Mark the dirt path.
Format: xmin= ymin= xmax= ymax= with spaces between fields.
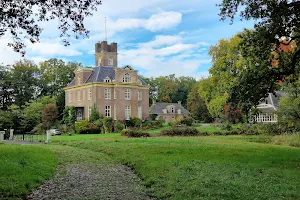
xmin=27 ymin=145 xmax=153 ymax=200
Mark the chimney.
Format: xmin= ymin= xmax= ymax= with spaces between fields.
xmin=178 ymin=101 xmax=181 ymax=106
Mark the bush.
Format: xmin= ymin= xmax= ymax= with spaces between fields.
xmin=89 ymin=104 xmax=100 ymax=122
xmin=143 ymin=120 xmax=164 ymax=129
xmin=74 ymin=120 xmax=100 ymax=134
xmin=181 ymin=117 xmax=194 ymax=126
xmin=114 ymin=120 xmax=125 ymax=133
xmin=124 ymin=117 xmax=142 ymax=128
xmin=103 ymin=117 xmax=113 ymax=133
xmin=121 ymin=129 xmax=150 ymax=137
xmin=271 ymin=133 xmax=300 ymax=147
xmin=75 ymin=120 xmax=89 ymax=134
xmin=160 ymin=127 xmax=200 ymax=136
xmin=220 ymin=123 xmax=232 ymax=131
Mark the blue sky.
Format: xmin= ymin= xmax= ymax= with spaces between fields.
xmin=0 ymin=0 xmax=253 ymax=79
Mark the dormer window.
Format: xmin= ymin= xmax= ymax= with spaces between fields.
xmin=265 ymin=100 xmax=268 ymax=104
xmin=108 ymin=57 xmax=113 ymax=66
xmin=104 ymin=76 xmax=111 ymax=83
xmin=171 ymin=107 xmax=175 ymax=113
xmin=123 ymin=73 xmax=131 ymax=83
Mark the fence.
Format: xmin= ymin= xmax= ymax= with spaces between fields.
xmin=12 ymin=130 xmax=46 ymax=142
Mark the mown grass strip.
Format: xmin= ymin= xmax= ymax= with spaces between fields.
xmin=0 ymin=144 xmax=57 ymax=199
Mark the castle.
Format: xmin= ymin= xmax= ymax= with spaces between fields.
xmin=64 ymin=41 xmax=149 ymax=121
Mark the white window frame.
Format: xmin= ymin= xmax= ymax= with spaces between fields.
xmin=138 ymin=106 xmax=142 ymax=119
xmin=105 ymin=105 xmax=111 ymax=117
xmin=78 ymin=76 xmax=82 ymax=85
xmin=125 ymin=106 xmax=131 ymax=120
xmin=69 ymin=92 xmax=72 ymax=103
xmin=123 ymin=73 xmax=131 ymax=83
xmin=88 ymin=106 xmax=92 ymax=118
xmin=88 ymin=88 xmax=92 ymax=100
xmin=114 ymin=105 xmax=117 ymax=120
xmin=125 ymin=89 xmax=131 ymax=100
xmin=77 ymin=91 xmax=81 ymax=101
xmin=138 ymin=90 xmax=142 ymax=101
xmin=114 ymin=88 xmax=117 ymax=99
xmin=105 ymin=88 xmax=111 ymax=99
xmin=108 ymin=57 xmax=113 ymax=66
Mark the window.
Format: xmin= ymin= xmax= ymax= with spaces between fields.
xmin=138 ymin=90 xmax=142 ymax=101
xmin=105 ymin=88 xmax=111 ymax=99
xmin=114 ymin=105 xmax=117 ymax=120
xmin=88 ymin=88 xmax=92 ymax=100
xmin=125 ymin=106 xmax=131 ymax=120
xmin=69 ymin=92 xmax=72 ymax=103
xmin=114 ymin=88 xmax=116 ymax=99
xmin=171 ymin=107 xmax=175 ymax=113
xmin=105 ymin=105 xmax=111 ymax=117
xmin=78 ymin=76 xmax=82 ymax=85
xmin=123 ymin=73 xmax=131 ymax=83
xmin=125 ymin=89 xmax=131 ymax=100
xmin=88 ymin=106 xmax=92 ymax=118
xmin=108 ymin=57 xmax=113 ymax=66
xmin=138 ymin=106 xmax=142 ymax=119
xmin=104 ymin=76 xmax=110 ymax=82
xmin=77 ymin=91 xmax=81 ymax=101
xmin=97 ymin=57 xmax=101 ymax=66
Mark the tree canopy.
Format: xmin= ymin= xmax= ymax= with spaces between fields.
xmin=219 ymin=0 xmax=300 ymax=81
xmin=1 ymin=0 xmax=102 ymax=54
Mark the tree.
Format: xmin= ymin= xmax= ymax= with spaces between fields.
xmin=42 ymin=104 xmax=58 ymax=130
xmin=9 ymin=60 xmax=40 ymax=107
xmin=187 ymin=85 xmax=212 ymax=122
xmin=218 ymin=0 xmax=300 ymax=89
xmin=22 ymin=96 xmax=56 ymax=131
xmin=198 ymin=34 xmax=245 ymax=118
xmin=89 ymin=104 xmax=100 ymax=122
xmin=39 ymin=59 xmax=82 ymax=118
xmin=62 ymin=106 xmax=76 ymax=131
xmin=0 ymin=64 xmax=13 ymax=110
xmin=143 ymin=74 xmax=197 ymax=107
xmin=1 ymin=0 xmax=102 ymax=54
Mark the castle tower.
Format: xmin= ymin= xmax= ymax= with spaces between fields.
xmin=95 ymin=41 xmax=118 ymax=67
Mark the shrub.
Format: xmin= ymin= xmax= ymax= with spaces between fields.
xmin=160 ymin=127 xmax=200 ymax=136
xmin=121 ymin=129 xmax=150 ymax=138
xmin=124 ymin=117 xmax=142 ymax=128
xmin=271 ymin=133 xmax=300 ymax=147
xmin=181 ymin=117 xmax=194 ymax=126
xmin=114 ymin=120 xmax=125 ymax=133
xmin=220 ymin=123 xmax=232 ymax=131
xmin=89 ymin=104 xmax=100 ymax=122
xmin=75 ymin=120 xmax=89 ymax=134
xmin=95 ymin=119 xmax=103 ymax=129
xmin=74 ymin=121 xmax=101 ymax=134
xmin=103 ymin=117 xmax=113 ymax=133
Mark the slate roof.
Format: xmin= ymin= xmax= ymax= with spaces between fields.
xmin=149 ymin=102 xmax=189 ymax=115
xmin=258 ymin=91 xmax=286 ymax=108
xmin=66 ymin=66 xmax=148 ymax=87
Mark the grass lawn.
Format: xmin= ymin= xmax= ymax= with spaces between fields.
xmin=54 ymin=135 xmax=300 ymax=200
xmin=0 ymin=144 xmax=57 ymax=199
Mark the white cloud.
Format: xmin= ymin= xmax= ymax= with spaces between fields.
xmin=139 ymin=35 xmax=182 ymax=48
xmin=144 ymin=12 xmax=182 ymax=31
xmin=0 ymin=36 xmax=23 ymax=65
xmin=118 ymin=34 xmax=211 ymax=78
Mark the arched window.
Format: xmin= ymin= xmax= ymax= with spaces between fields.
xmin=123 ymin=73 xmax=131 ymax=83
xmin=108 ymin=57 xmax=113 ymax=66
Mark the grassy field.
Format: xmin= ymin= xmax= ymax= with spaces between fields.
xmin=0 ymin=144 xmax=57 ymax=199
xmin=54 ymin=135 xmax=300 ymax=200
xmin=2 ymin=128 xmax=300 ymax=200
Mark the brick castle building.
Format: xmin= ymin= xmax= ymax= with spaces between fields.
xmin=64 ymin=41 xmax=149 ymax=121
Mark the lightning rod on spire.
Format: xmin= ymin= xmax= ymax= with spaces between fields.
xmin=104 ymin=17 xmax=108 ymax=42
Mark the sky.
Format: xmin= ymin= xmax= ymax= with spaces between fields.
xmin=0 ymin=0 xmax=253 ymax=79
